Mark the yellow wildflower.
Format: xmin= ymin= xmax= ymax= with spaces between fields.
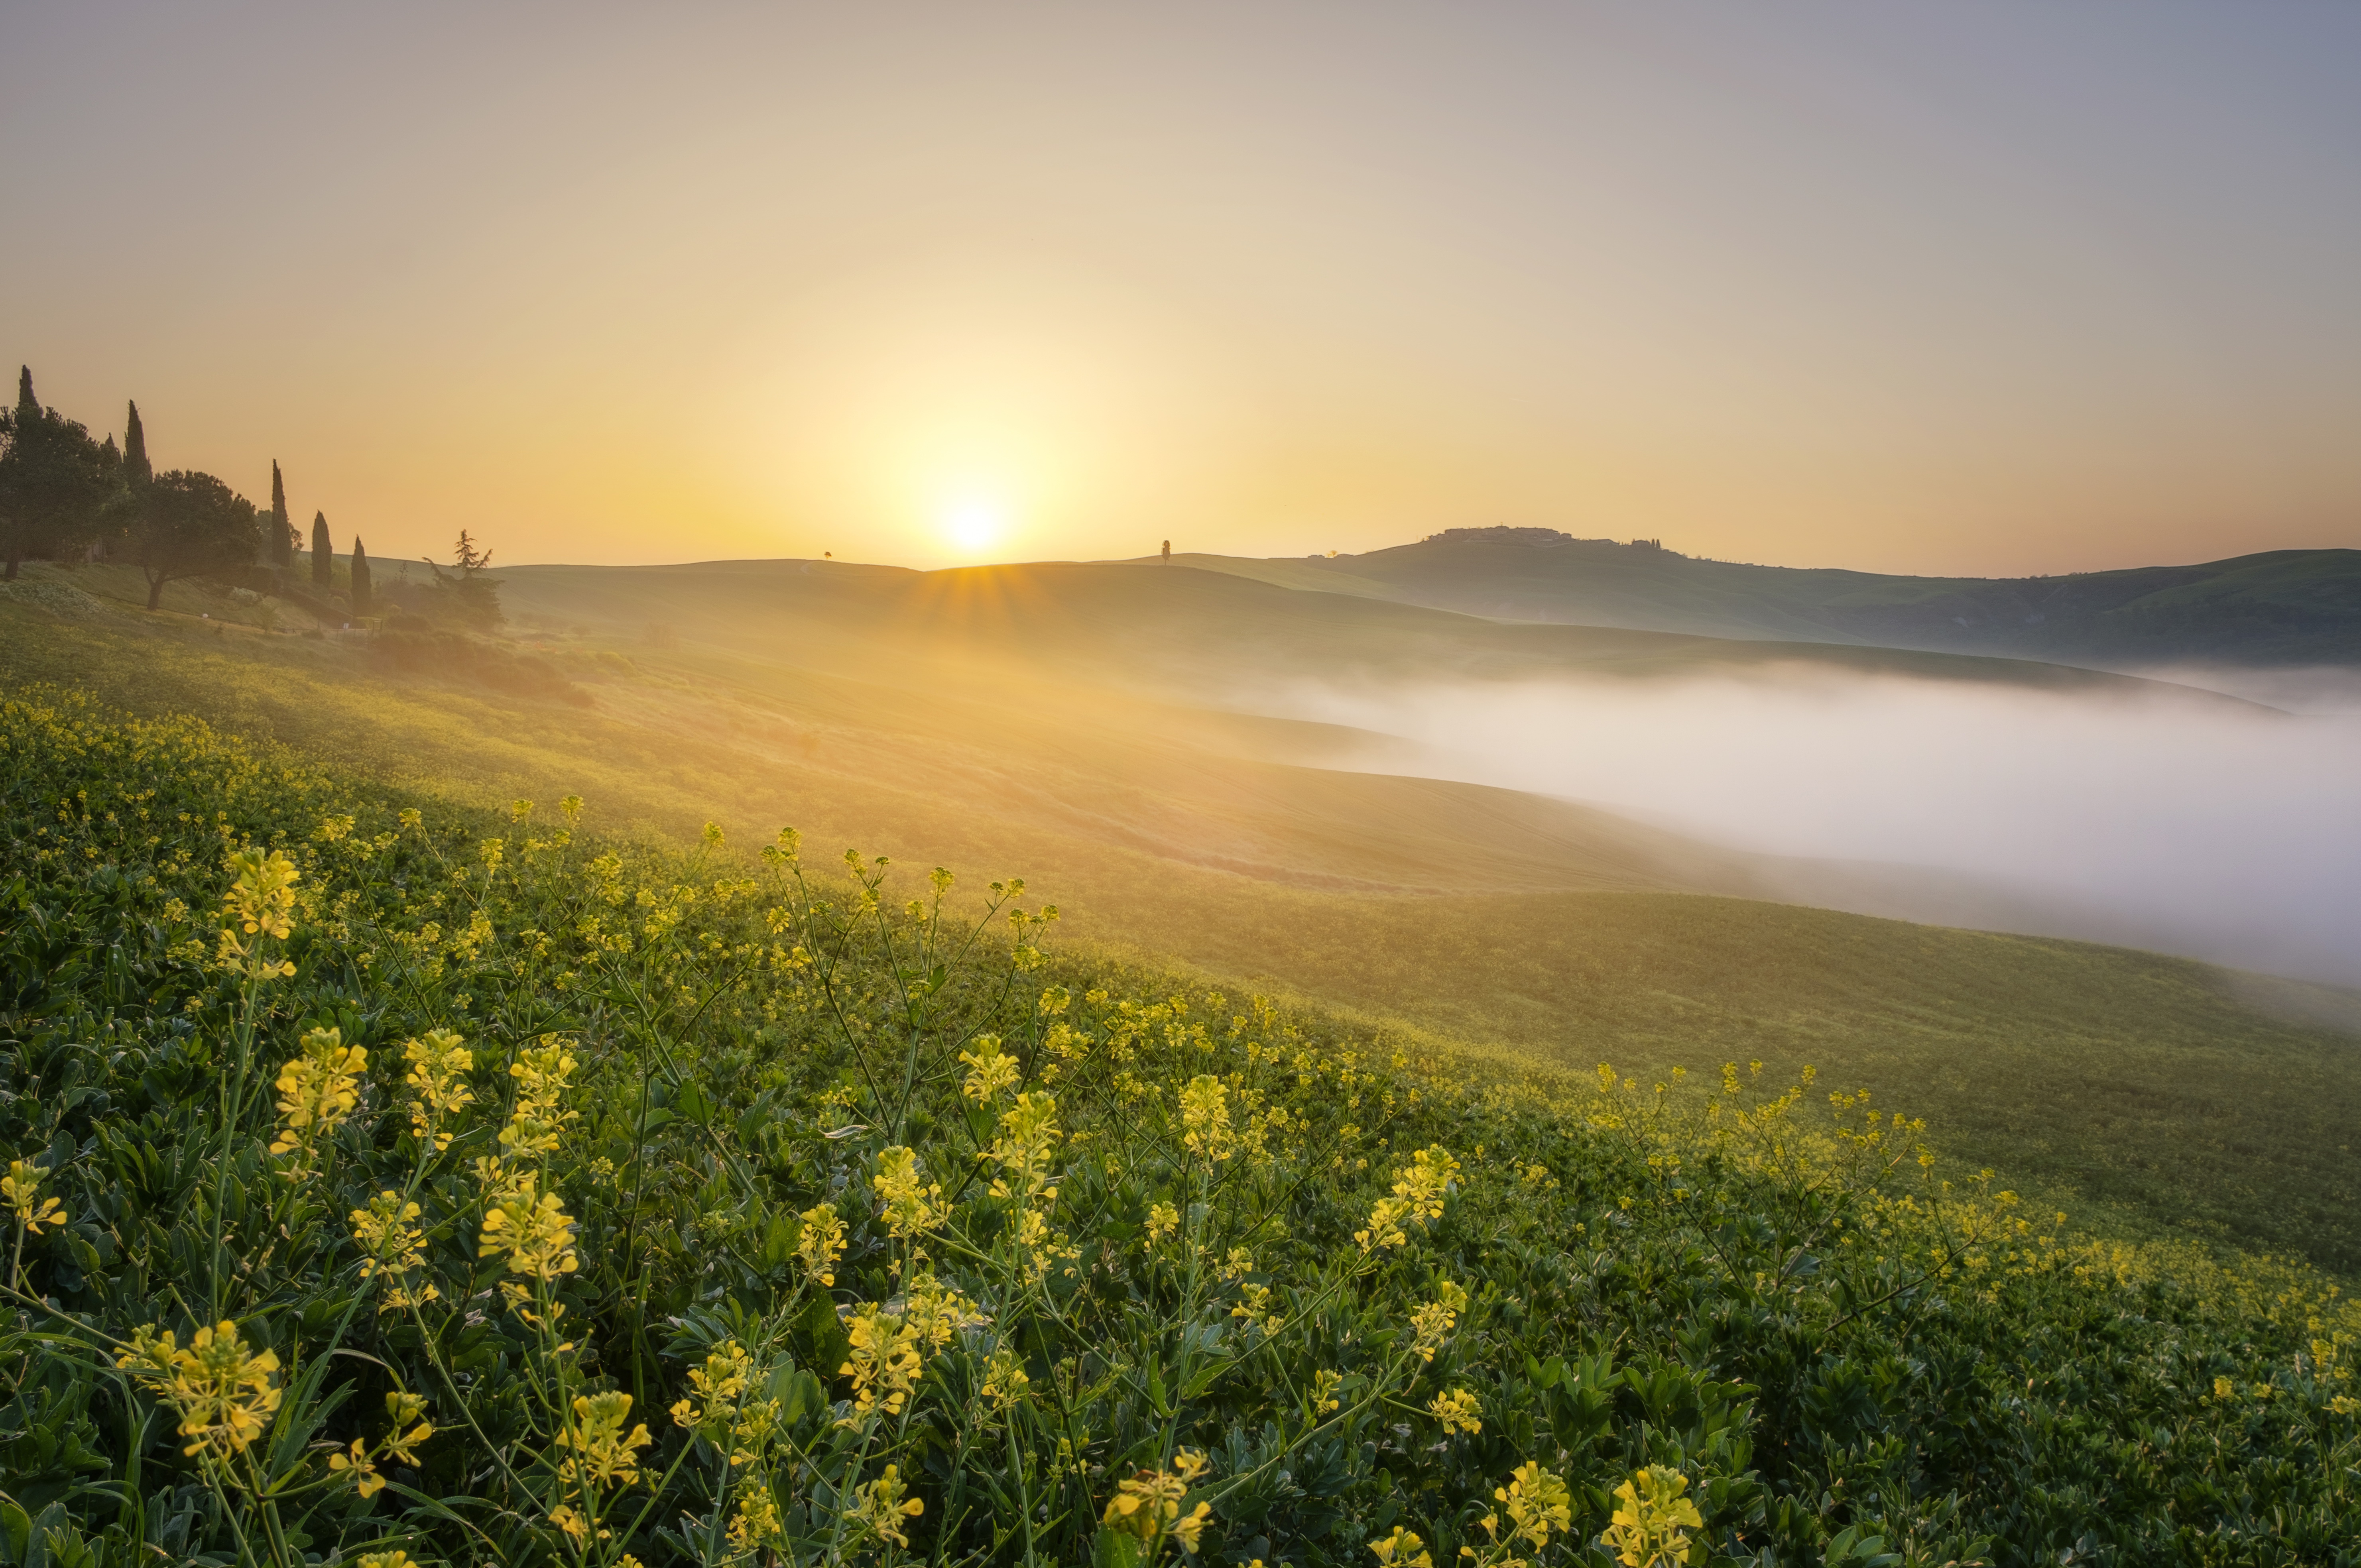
xmin=959 ymin=1034 xmax=1021 ymax=1103
xmin=1409 ymin=1280 xmax=1468 ymax=1364
xmin=2 ymin=1159 xmax=65 ymax=1234
xmin=670 ymin=1340 xmax=755 ymax=1430
xmin=117 ymin=1320 xmax=282 ymax=1461
xmin=217 ymin=847 xmax=299 ymax=975
xmin=1178 ymin=1076 xmax=1235 ymax=1163
xmin=1145 ymin=1201 xmax=1180 ymax=1249
xmin=401 ymin=1028 xmax=474 ymax=1151
xmin=981 ymin=1345 xmax=1031 ymax=1410
xmin=873 ymin=1146 xmax=941 ymax=1241
xmin=840 ymin=1303 xmax=923 ymax=1419
xmin=1429 ymin=1387 xmax=1482 ymax=1435
xmin=478 ymin=1172 xmax=580 ymax=1285
xmin=358 ymin=1554 xmax=415 ymax=1568
xmin=728 ymin=1485 xmax=784 ymax=1549
xmin=849 ymin=1464 xmax=925 ymax=1549
xmin=500 ymin=1039 xmax=580 ymax=1157
xmin=327 ymin=1438 xmax=384 ymax=1497
xmin=988 ymin=1092 xmax=1061 ymax=1205
xmin=797 ymin=1202 xmax=846 ymax=1284
xmin=1369 ymin=1526 xmax=1433 ymax=1567
xmin=1602 ymin=1466 xmax=1702 ymax=1568
xmin=1104 ymin=1450 xmax=1213 ymax=1552
xmin=268 ymin=1026 xmax=367 ymax=1161
xmin=555 ymin=1391 xmax=653 ymax=1489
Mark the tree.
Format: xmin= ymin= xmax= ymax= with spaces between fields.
xmin=425 ymin=529 xmax=503 ymax=629
xmin=126 ymin=470 xmax=261 ymax=611
xmin=269 ymin=461 xmax=292 ymax=568
xmin=350 ymin=535 xmax=372 ymax=617
xmin=0 ymin=367 xmax=122 ymax=579
xmin=311 ymin=510 xmax=332 ymax=589
xmin=123 ymin=402 xmax=152 ymax=491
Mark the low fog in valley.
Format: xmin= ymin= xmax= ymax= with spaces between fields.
xmin=1271 ymin=668 xmax=2361 ymax=986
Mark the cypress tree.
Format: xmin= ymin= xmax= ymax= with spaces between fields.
xmin=270 ymin=461 xmax=292 ymax=566
xmin=350 ymin=536 xmax=372 ymax=617
xmin=14 ymin=366 xmax=35 ymax=418
xmin=311 ymin=510 xmax=332 ymax=589
xmin=123 ymin=402 xmax=152 ymax=489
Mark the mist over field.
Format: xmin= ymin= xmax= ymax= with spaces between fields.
xmin=1271 ymin=669 xmax=2361 ymax=986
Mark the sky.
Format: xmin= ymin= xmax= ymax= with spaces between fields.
xmin=4 ymin=2 xmax=2359 ymax=574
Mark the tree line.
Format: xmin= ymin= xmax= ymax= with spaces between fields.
xmin=0 ymin=367 xmax=494 ymax=624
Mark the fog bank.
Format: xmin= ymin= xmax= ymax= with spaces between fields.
xmin=1267 ymin=669 xmax=2361 ymax=987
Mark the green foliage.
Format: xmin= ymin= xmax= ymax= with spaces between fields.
xmin=3 ymin=687 xmax=2360 ymax=1566
xmin=0 ymin=369 xmax=123 ymax=581
xmin=124 ymin=471 xmax=264 ymax=611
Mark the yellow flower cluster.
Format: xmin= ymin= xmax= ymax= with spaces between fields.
xmin=1429 ymin=1387 xmax=1482 ymax=1435
xmin=479 ymin=1171 xmax=580 ymax=1289
xmin=873 ymin=1146 xmax=942 ymax=1242
xmin=402 ymin=1028 xmax=474 ymax=1150
xmin=959 ymin=1034 xmax=1021 ymax=1102
xmin=216 ymin=847 xmax=299 ymax=977
xmin=1601 ymin=1466 xmax=1703 ymax=1568
xmin=268 ymin=1026 xmax=366 ymax=1165
xmin=1370 ymin=1526 xmax=1433 ymax=1567
xmin=1178 ymin=1075 xmax=1236 ymax=1163
xmin=3 ymin=1159 xmax=65 ymax=1234
xmin=988 ymin=1092 xmax=1061 ymax=1206
xmin=116 ymin=1320 xmax=283 ymax=1461
xmin=556 ymin=1391 xmax=653 ymax=1490
xmin=1355 ymin=1145 xmax=1460 ymax=1254
xmin=350 ymin=1189 xmax=438 ymax=1309
xmin=797 ymin=1202 xmax=846 ymax=1285
xmin=499 ymin=1039 xmax=580 ymax=1160
xmin=1103 ymin=1449 xmax=1214 ymax=1556
xmin=1409 ymin=1280 xmax=1469 ymax=1364
xmin=848 ymin=1463 xmax=925 ymax=1549
xmin=1464 ymin=1461 xmax=1572 ymax=1568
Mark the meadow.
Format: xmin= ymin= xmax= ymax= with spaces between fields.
xmin=4 ymin=682 xmax=2359 ymax=1568
xmin=1 ymin=579 xmax=2356 ymax=1277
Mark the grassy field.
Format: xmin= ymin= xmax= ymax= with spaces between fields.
xmin=8 ymin=683 xmax=2359 ymax=1564
xmin=4 ymin=571 xmax=2357 ymax=1281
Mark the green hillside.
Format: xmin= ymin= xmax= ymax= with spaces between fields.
xmin=4 ymin=682 xmax=2359 ymax=1566
xmin=2 ymin=576 xmax=2355 ymax=1278
xmin=1160 ymin=531 xmax=2361 ymax=667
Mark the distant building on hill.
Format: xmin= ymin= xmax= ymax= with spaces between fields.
xmin=1421 ymin=525 xmax=1680 ymax=556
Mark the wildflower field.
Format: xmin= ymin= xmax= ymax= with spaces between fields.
xmin=3 ymin=686 xmax=2359 ymax=1567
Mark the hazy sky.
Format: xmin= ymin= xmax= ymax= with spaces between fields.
xmin=6 ymin=3 xmax=2358 ymax=573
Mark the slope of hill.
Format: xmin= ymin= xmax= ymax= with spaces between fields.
xmin=1155 ymin=531 xmax=2361 ymax=666
xmin=3 ymin=581 xmax=2356 ymax=1274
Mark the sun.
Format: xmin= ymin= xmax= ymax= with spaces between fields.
xmin=939 ymin=495 xmax=1007 ymax=555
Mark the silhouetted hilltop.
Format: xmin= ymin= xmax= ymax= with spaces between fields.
xmin=1166 ymin=533 xmax=2361 ymax=666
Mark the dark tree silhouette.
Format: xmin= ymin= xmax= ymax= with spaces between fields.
xmin=0 ymin=367 xmax=122 ymax=579
xmin=270 ymin=462 xmax=293 ymax=568
xmin=123 ymin=402 xmax=152 ymax=491
xmin=125 ymin=470 xmax=261 ymax=610
xmin=311 ymin=510 xmax=332 ymax=589
xmin=350 ymin=535 xmax=372 ymax=617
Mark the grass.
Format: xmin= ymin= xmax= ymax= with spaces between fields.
xmin=4 ymin=683 xmax=2360 ymax=1566
xmin=2 ymin=577 xmax=2357 ymax=1280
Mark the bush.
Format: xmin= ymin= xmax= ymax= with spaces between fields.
xmin=1 ymin=687 xmax=2357 ymax=1567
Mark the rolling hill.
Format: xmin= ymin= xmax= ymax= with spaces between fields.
xmin=3 ymin=560 xmax=2357 ymax=1273
xmin=1157 ymin=529 xmax=2361 ymax=667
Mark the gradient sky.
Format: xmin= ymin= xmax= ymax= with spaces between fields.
xmin=5 ymin=3 xmax=2359 ymax=575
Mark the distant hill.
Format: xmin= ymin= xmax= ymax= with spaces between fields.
xmin=1153 ymin=530 xmax=2361 ymax=666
